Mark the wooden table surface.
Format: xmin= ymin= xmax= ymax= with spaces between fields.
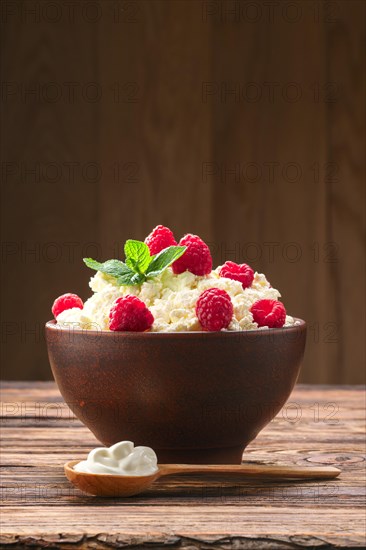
xmin=0 ymin=382 xmax=365 ymax=549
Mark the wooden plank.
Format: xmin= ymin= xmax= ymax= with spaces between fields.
xmin=1 ymin=0 xmax=364 ymax=386
xmin=0 ymin=4 xmax=100 ymax=380
xmin=96 ymin=0 xmax=212 ymax=257
xmin=0 ymin=383 xmax=365 ymax=547
xmin=326 ymin=0 xmax=366 ymax=383
xmin=0 ymin=508 xmax=365 ymax=548
xmin=210 ymin=1 xmax=336 ymax=384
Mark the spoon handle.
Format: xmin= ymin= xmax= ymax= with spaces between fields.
xmin=158 ymin=463 xmax=340 ymax=480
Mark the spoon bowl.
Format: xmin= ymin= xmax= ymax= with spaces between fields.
xmin=65 ymin=460 xmax=160 ymax=496
xmin=64 ymin=460 xmax=340 ymax=497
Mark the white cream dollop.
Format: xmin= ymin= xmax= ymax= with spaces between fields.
xmin=74 ymin=441 xmax=158 ymax=476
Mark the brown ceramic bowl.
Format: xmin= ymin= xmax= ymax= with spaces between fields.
xmin=46 ymin=320 xmax=306 ymax=464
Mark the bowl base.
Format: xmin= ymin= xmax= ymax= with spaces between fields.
xmin=155 ymin=445 xmax=245 ymax=465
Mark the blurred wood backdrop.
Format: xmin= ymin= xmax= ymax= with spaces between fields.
xmin=1 ymin=0 xmax=365 ymax=382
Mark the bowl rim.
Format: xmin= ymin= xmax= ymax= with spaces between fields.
xmin=45 ymin=318 xmax=306 ymax=338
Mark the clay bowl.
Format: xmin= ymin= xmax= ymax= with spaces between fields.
xmin=46 ymin=319 xmax=306 ymax=464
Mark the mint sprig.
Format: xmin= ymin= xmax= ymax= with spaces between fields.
xmin=146 ymin=246 xmax=186 ymax=277
xmin=83 ymin=258 xmax=135 ymax=285
xmin=124 ymin=240 xmax=151 ymax=274
xmin=83 ymin=240 xmax=186 ymax=286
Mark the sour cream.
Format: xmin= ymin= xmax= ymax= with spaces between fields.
xmin=74 ymin=440 xmax=158 ymax=476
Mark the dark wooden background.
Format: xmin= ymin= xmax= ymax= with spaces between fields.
xmin=1 ymin=0 xmax=365 ymax=382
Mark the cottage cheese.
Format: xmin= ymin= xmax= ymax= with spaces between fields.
xmin=56 ymin=267 xmax=297 ymax=332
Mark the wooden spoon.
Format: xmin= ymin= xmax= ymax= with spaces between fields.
xmin=64 ymin=460 xmax=340 ymax=497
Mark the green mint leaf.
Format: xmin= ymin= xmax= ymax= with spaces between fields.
xmin=124 ymin=240 xmax=151 ymax=274
xmin=146 ymin=246 xmax=186 ymax=277
xmin=83 ymin=258 xmax=144 ymax=286
xmin=126 ymin=257 xmax=141 ymax=273
xmin=83 ymin=258 xmax=133 ymax=278
xmin=130 ymin=272 xmax=146 ymax=285
xmin=83 ymin=243 xmax=186 ymax=287
xmin=116 ymin=273 xmax=140 ymax=285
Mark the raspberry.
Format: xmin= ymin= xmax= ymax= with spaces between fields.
xmin=52 ymin=293 xmax=83 ymax=318
xmin=109 ymin=295 xmax=154 ymax=332
xmin=196 ymin=288 xmax=233 ymax=331
xmin=145 ymin=225 xmax=177 ymax=255
xmin=219 ymin=261 xmax=254 ymax=289
xmin=172 ymin=234 xmax=212 ymax=276
xmin=250 ymin=299 xmax=286 ymax=328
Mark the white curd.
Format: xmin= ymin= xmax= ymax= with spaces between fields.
xmin=57 ymin=267 xmax=297 ymax=332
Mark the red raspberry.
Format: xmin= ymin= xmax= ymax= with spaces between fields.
xmin=250 ymin=299 xmax=286 ymax=328
xmin=219 ymin=261 xmax=254 ymax=289
xmin=109 ymin=295 xmax=154 ymax=332
xmin=172 ymin=234 xmax=212 ymax=276
xmin=52 ymin=293 xmax=83 ymax=318
xmin=196 ymin=288 xmax=233 ymax=331
xmin=145 ymin=225 xmax=177 ymax=255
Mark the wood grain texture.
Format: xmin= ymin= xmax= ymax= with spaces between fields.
xmin=63 ymin=459 xmax=340 ymax=499
xmin=0 ymin=0 xmax=365 ymax=383
xmin=326 ymin=0 xmax=366 ymax=382
xmin=0 ymin=382 xmax=365 ymax=548
xmin=210 ymin=0 xmax=365 ymax=384
xmin=96 ymin=0 xmax=212 ymax=255
xmin=0 ymin=2 xmax=100 ymax=379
